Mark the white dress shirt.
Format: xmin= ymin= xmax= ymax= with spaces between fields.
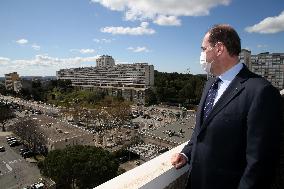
xmin=214 ymin=62 xmax=243 ymax=106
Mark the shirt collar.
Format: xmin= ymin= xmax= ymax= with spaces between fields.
xmin=219 ymin=62 xmax=243 ymax=84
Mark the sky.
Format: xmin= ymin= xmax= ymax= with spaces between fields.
xmin=0 ymin=0 xmax=283 ymax=77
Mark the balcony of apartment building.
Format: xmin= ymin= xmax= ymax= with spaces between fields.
xmin=95 ymin=142 xmax=190 ymax=189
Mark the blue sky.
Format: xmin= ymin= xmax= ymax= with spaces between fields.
xmin=0 ymin=0 xmax=283 ymax=76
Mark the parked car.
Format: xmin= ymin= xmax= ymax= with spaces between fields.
xmin=118 ymin=156 xmax=128 ymax=163
xmin=7 ymin=137 xmax=16 ymax=142
xmin=30 ymin=182 xmax=44 ymax=189
xmin=23 ymin=151 xmax=34 ymax=158
xmin=0 ymin=146 xmax=5 ymax=152
xmin=6 ymin=136 xmax=13 ymax=140
xmin=20 ymin=148 xmax=30 ymax=155
xmin=9 ymin=141 xmax=20 ymax=147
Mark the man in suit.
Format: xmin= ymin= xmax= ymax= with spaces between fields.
xmin=171 ymin=24 xmax=283 ymax=189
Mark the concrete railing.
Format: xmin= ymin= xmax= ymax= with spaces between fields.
xmin=95 ymin=142 xmax=189 ymax=189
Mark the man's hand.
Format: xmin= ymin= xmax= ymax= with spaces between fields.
xmin=171 ymin=153 xmax=187 ymax=169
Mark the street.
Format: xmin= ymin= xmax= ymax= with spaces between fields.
xmin=0 ymin=132 xmax=42 ymax=189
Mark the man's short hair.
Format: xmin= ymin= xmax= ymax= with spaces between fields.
xmin=207 ymin=24 xmax=241 ymax=57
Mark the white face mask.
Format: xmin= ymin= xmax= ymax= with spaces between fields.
xmin=200 ymin=51 xmax=211 ymax=73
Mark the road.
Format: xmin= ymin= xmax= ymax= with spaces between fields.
xmin=0 ymin=132 xmax=42 ymax=189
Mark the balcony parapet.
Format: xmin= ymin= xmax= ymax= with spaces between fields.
xmin=95 ymin=142 xmax=189 ymax=189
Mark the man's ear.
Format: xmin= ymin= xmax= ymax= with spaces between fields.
xmin=216 ymin=42 xmax=224 ymax=57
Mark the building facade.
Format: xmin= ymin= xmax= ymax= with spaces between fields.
xmin=5 ymin=72 xmax=22 ymax=92
xmin=240 ymin=49 xmax=284 ymax=90
xmin=56 ymin=56 xmax=154 ymax=103
xmin=96 ymin=55 xmax=115 ymax=67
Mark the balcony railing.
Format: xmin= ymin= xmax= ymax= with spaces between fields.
xmin=95 ymin=142 xmax=189 ymax=189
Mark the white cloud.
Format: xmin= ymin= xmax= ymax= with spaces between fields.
xmin=245 ymin=11 xmax=284 ymax=34
xmin=79 ymin=49 xmax=96 ymax=54
xmin=70 ymin=48 xmax=96 ymax=54
xmin=93 ymin=38 xmax=114 ymax=43
xmin=0 ymin=57 xmax=10 ymax=65
xmin=91 ymin=0 xmax=126 ymax=11
xmin=16 ymin=38 xmax=28 ymax=45
xmin=91 ymin=0 xmax=231 ymax=26
xmin=101 ymin=22 xmax=155 ymax=35
xmin=257 ymin=44 xmax=268 ymax=48
xmin=93 ymin=38 xmax=100 ymax=43
xmin=0 ymin=55 xmax=100 ymax=76
xmin=153 ymin=15 xmax=181 ymax=26
xmin=127 ymin=46 xmax=150 ymax=53
xmin=31 ymin=44 xmax=41 ymax=51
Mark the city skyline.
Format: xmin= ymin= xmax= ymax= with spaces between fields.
xmin=0 ymin=0 xmax=283 ymax=77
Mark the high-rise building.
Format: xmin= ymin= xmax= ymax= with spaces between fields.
xmin=57 ymin=56 xmax=154 ymax=103
xmin=5 ymin=72 xmax=22 ymax=92
xmin=239 ymin=49 xmax=252 ymax=70
xmin=96 ymin=55 xmax=115 ymax=67
xmin=240 ymin=49 xmax=284 ymax=90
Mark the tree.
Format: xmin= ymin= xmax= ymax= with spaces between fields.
xmin=145 ymin=88 xmax=157 ymax=106
xmin=96 ymin=96 xmax=131 ymax=130
xmin=57 ymin=79 xmax=73 ymax=93
xmin=38 ymin=145 xmax=119 ymax=189
xmin=10 ymin=118 xmax=47 ymax=154
xmin=0 ymin=84 xmax=8 ymax=95
xmin=153 ymin=70 xmax=206 ymax=106
xmin=0 ymin=102 xmax=15 ymax=131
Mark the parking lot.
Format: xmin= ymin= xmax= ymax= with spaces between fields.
xmin=0 ymin=132 xmax=42 ymax=189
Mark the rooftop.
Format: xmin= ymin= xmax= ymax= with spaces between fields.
xmin=28 ymin=114 xmax=92 ymax=142
xmin=140 ymin=114 xmax=195 ymax=145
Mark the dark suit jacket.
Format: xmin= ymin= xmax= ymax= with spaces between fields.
xmin=181 ymin=65 xmax=283 ymax=189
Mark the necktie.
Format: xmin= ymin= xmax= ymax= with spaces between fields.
xmin=203 ymin=78 xmax=221 ymax=121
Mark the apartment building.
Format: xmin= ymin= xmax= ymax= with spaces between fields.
xmin=240 ymin=49 xmax=284 ymax=90
xmin=5 ymin=72 xmax=22 ymax=92
xmin=56 ymin=56 xmax=154 ymax=103
xmin=96 ymin=55 xmax=115 ymax=67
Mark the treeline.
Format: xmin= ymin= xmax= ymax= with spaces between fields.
xmin=2 ymin=79 xmax=125 ymax=109
xmin=145 ymin=70 xmax=206 ymax=108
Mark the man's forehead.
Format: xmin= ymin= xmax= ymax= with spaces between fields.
xmin=202 ymin=33 xmax=210 ymax=44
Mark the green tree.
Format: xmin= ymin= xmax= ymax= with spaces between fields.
xmin=153 ymin=70 xmax=206 ymax=107
xmin=57 ymin=79 xmax=73 ymax=93
xmin=0 ymin=102 xmax=15 ymax=131
xmin=38 ymin=145 xmax=119 ymax=189
xmin=145 ymin=88 xmax=157 ymax=106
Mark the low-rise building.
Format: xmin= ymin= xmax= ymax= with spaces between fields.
xmin=27 ymin=115 xmax=94 ymax=151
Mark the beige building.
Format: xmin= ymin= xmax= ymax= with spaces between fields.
xmin=30 ymin=115 xmax=94 ymax=151
xmin=5 ymin=72 xmax=22 ymax=92
xmin=240 ymin=50 xmax=284 ymax=90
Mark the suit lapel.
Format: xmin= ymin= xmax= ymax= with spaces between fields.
xmin=196 ymin=78 xmax=215 ymax=129
xmin=198 ymin=66 xmax=250 ymax=135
